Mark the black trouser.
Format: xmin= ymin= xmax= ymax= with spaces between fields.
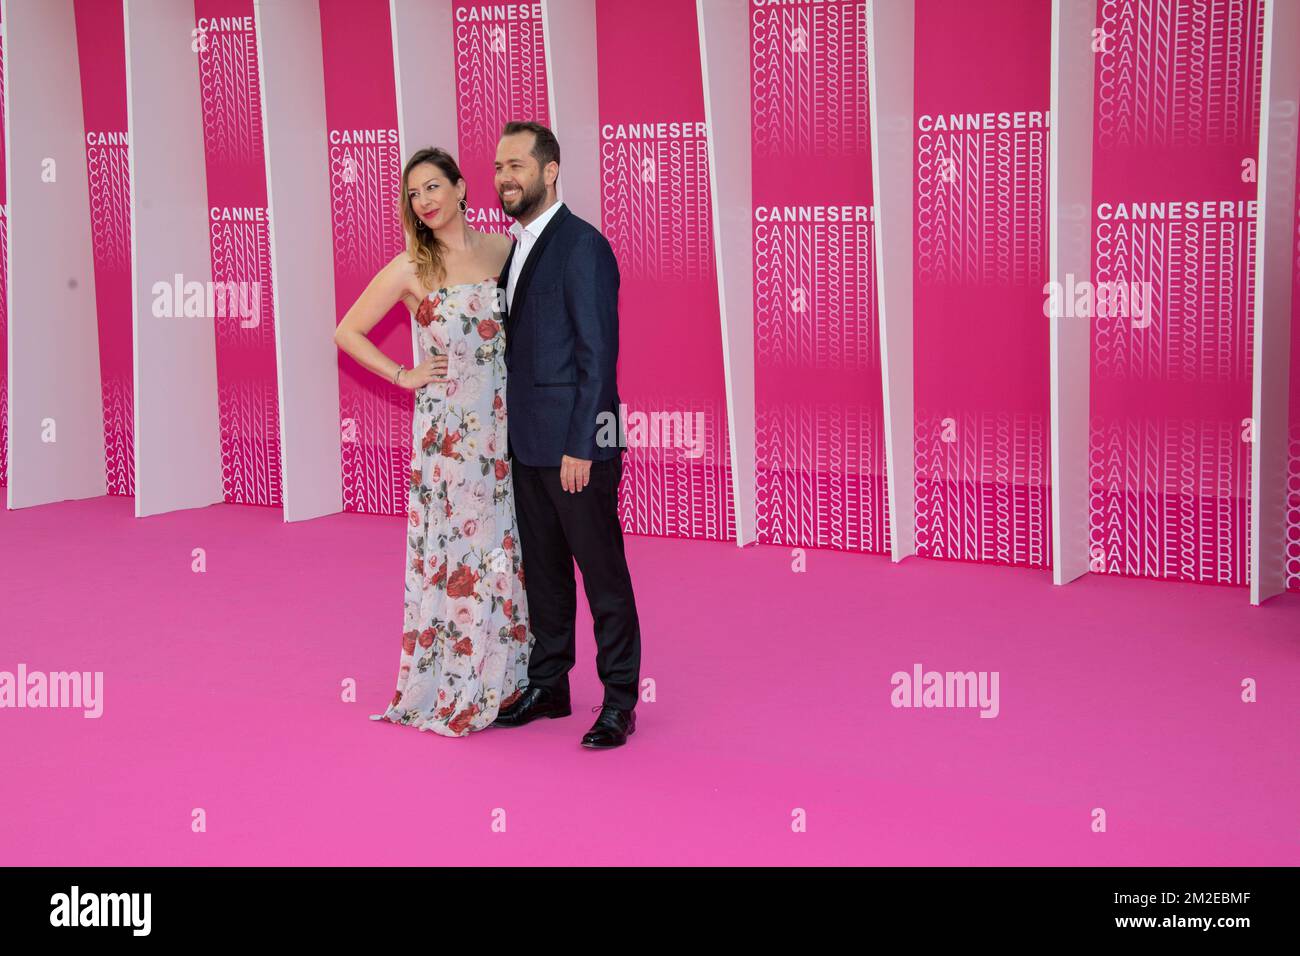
xmin=511 ymin=453 xmax=641 ymax=711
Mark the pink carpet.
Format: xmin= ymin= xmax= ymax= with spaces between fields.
xmin=1 ymin=495 xmax=1296 ymax=866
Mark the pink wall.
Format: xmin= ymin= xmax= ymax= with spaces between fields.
xmin=750 ymin=0 xmax=888 ymax=554
xmin=1288 ymin=133 xmax=1300 ymax=592
xmin=1088 ymin=0 xmax=1263 ymax=586
xmin=596 ymin=0 xmax=734 ymax=541
xmin=912 ymin=0 xmax=1052 ymax=567
xmin=452 ymin=0 xmax=548 ymax=234
xmin=5 ymin=0 xmax=1289 ymax=589
xmin=74 ymin=0 xmax=134 ymax=497
xmin=195 ymin=0 xmax=281 ymax=506
xmin=320 ymin=0 xmax=408 ymax=515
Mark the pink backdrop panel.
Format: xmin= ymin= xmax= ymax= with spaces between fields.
xmin=73 ymin=0 xmax=134 ymax=497
xmin=1088 ymin=0 xmax=1264 ymax=587
xmin=1288 ymin=131 xmax=1300 ymax=592
xmin=452 ymin=0 xmax=548 ymax=234
xmin=320 ymin=0 xmax=408 ymax=515
xmin=750 ymin=0 xmax=887 ymax=553
xmin=0 ymin=5 xmax=7 ymax=488
xmin=912 ymin=0 xmax=1052 ymax=568
xmin=596 ymin=0 xmax=734 ymax=541
xmin=194 ymin=0 xmax=281 ymax=506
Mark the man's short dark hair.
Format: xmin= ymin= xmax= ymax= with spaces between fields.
xmin=502 ymin=120 xmax=561 ymax=170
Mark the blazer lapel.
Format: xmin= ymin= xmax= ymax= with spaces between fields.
xmin=510 ymin=203 xmax=570 ymax=320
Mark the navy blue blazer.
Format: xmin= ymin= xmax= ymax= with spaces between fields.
xmin=497 ymin=203 xmax=625 ymax=467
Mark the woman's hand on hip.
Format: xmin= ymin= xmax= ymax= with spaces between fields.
xmin=401 ymin=355 xmax=449 ymax=390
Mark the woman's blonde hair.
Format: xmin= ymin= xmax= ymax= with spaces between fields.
xmin=398 ymin=147 xmax=466 ymax=290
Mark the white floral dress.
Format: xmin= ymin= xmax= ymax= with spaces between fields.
xmin=381 ymin=278 xmax=533 ymax=736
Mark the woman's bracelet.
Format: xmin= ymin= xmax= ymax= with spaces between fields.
xmin=392 ymin=364 xmax=405 ymax=386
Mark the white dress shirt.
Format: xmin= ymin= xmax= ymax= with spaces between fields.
xmin=505 ymin=199 xmax=565 ymax=312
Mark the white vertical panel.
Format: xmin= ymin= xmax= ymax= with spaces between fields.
xmin=391 ymin=0 xmax=457 ymax=160
xmin=1049 ymin=0 xmax=1096 ymax=585
xmin=1249 ymin=0 xmax=1300 ymax=605
xmin=3 ymin=0 xmax=106 ymax=510
xmin=541 ymin=0 xmax=601 ymax=226
xmin=391 ymin=0 xmax=456 ymax=399
xmin=867 ymin=0 xmax=916 ymax=562
xmin=255 ymin=0 xmax=341 ymax=522
xmin=697 ymin=0 xmax=755 ymax=547
xmin=125 ymin=0 xmax=222 ymax=517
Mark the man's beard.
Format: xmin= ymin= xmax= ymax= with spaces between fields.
xmin=499 ymin=175 xmax=547 ymax=220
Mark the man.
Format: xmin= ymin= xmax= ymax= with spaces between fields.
xmin=490 ymin=120 xmax=642 ymax=749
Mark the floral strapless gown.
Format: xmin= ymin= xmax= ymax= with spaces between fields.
xmin=380 ymin=278 xmax=533 ymax=736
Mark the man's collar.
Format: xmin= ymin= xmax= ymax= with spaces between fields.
xmin=508 ymin=198 xmax=564 ymax=241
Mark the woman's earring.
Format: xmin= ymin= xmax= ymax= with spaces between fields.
xmin=458 ymin=197 xmax=468 ymax=213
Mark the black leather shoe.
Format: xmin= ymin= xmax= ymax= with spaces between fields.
xmin=580 ymin=704 xmax=636 ymax=749
xmin=493 ymin=685 xmax=571 ymax=727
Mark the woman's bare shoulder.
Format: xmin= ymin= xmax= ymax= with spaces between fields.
xmin=384 ymin=250 xmax=428 ymax=307
xmin=385 ymin=249 xmax=418 ymax=276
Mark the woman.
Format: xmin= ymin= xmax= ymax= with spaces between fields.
xmin=334 ymin=147 xmax=532 ymax=736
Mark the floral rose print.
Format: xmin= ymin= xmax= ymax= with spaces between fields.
xmin=380 ymin=279 xmax=533 ymax=737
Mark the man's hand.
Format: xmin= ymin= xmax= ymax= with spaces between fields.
xmin=560 ymin=455 xmax=592 ymax=493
